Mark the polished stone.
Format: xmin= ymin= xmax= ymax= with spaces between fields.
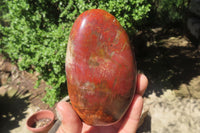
xmin=65 ymin=9 xmax=137 ymax=126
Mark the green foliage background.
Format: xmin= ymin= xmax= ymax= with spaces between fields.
xmin=0 ymin=0 xmax=151 ymax=106
xmin=0 ymin=0 xmax=189 ymax=106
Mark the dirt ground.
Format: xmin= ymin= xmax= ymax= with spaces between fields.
xmin=135 ymin=28 xmax=200 ymax=133
xmin=0 ymin=55 xmax=54 ymax=110
xmin=0 ymin=54 xmax=56 ymax=132
xmin=0 ymin=27 xmax=200 ymax=132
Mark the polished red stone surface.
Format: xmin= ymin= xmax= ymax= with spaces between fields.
xmin=65 ymin=9 xmax=137 ymax=126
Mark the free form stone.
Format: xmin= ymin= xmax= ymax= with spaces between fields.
xmin=65 ymin=9 xmax=137 ymax=126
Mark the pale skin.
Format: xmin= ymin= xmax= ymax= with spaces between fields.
xmin=56 ymin=74 xmax=148 ymax=133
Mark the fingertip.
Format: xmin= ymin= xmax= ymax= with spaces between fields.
xmin=56 ymin=101 xmax=83 ymax=133
xmin=136 ymin=73 xmax=148 ymax=96
xmin=56 ymin=101 xmax=81 ymax=124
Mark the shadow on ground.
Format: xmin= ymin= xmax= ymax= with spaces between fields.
xmin=133 ymin=28 xmax=200 ymax=133
xmin=0 ymin=90 xmax=30 ymax=133
xmin=133 ymin=28 xmax=200 ymax=97
xmin=137 ymin=114 xmax=151 ymax=133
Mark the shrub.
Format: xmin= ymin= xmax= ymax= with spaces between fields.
xmin=150 ymin=0 xmax=189 ymax=26
xmin=0 ymin=0 xmax=151 ymax=107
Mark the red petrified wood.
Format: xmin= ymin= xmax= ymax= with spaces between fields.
xmin=65 ymin=9 xmax=137 ymax=126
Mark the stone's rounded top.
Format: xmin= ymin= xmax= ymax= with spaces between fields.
xmin=66 ymin=9 xmax=137 ymax=126
xmin=77 ymin=9 xmax=118 ymax=36
xmin=69 ymin=9 xmax=124 ymax=46
xmin=68 ymin=9 xmax=132 ymax=68
xmin=74 ymin=9 xmax=120 ymax=25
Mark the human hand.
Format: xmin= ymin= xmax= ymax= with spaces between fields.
xmin=56 ymin=74 xmax=148 ymax=133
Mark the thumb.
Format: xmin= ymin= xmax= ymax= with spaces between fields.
xmin=56 ymin=101 xmax=82 ymax=133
